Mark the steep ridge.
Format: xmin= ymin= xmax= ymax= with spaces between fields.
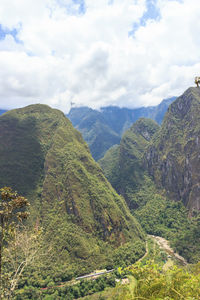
xmin=99 ymin=118 xmax=160 ymax=209
xmin=67 ymin=107 xmax=120 ymax=160
xmin=146 ymin=87 xmax=200 ymax=211
xmin=67 ymin=97 xmax=175 ymax=160
xmin=100 ymin=111 xmax=200 ymax=263
xmin=0 ymin=104 xmax=145 ymax=277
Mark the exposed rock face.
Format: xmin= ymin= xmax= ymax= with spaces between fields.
xmin=146 ymin=87 xmax=200 ymax=211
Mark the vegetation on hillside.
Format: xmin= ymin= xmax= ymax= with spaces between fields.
xmin=131 ymin=176 xmax=200 ymax=263
xmin=83 ymin=261 xmax=200 ymax=299
xmin=0 ymin=187 xmax=30 ymax=298
xmin=99 ymin=118 xmax=160 ymax=208
xmin=100 ymin=113 xmax=200 ymax=264
xmin=1 ymin=89 xmax=200 ymax=299
xmin=0 ymin=105 xmax=145 ymax=290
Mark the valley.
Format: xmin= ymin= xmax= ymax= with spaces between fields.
xmin=1 ymin=87 xmax=200 ymax=299
xmin=149 ymin=235 xmax=187 ymax=266
xmin=36 ymin=234 xmax=185 ymax=298
xmin=67 ymin=97 xmax=175 ymax=160
xmin=1 ymin=0 xmax=200 ymax=298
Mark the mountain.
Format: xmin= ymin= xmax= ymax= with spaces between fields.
xmin=99 ymin=118 xmax=160 ymax=209
xmin=100 ymin=105 xmax=200 ymax=263
xmin=0 ymin=104 xmax=145 ymax=279
xmin=67 ymin=97 xmax=175 ymax=160
xmin=146 ymin=87 xmax=200 ymax=212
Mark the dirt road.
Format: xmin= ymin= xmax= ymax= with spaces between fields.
xmin=149 ymin=235 xmax=187 ymax=266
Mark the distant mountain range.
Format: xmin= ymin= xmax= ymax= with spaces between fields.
xmin=67 ymin=97 xmax=176 ymax=160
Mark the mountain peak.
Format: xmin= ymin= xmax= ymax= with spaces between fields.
xmin=0 ymin=104 xmax=144 ymax=275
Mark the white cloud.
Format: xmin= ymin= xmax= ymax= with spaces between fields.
xmin=0 ymin=0 xmax=200 ymax=112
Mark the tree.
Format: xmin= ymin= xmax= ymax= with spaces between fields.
xmin=0 ymin=187 xmax=30 ymax=297
xmin=3 ymin=225 xmax=44 ymax=299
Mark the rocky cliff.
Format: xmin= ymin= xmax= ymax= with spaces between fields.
xmin=146 ymin=87 xmax=200 ymax=211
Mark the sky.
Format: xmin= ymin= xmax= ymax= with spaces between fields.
xmin=0 ymin=0 xmax=200 ymax=113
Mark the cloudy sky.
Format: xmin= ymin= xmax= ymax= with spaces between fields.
xmin=0 ymin=0 xmax=200 ymax=112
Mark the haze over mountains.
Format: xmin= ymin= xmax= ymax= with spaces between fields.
xmin=68 ymin=97 xmax=175 ymax=160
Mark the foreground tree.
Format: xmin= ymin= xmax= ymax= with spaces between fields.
xmin=0 ymin=187 xmax=30 ymax=298
xmin=3 ymin=225 xmax=44 ymax=299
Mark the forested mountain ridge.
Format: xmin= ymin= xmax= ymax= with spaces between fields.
xmin=67 ymin=97 xmax=175 ymax=160
xmin=146 ymin=87 xmax=200 ymax=211
xmin=0 ymin=104 xmax=145 ymax=279
xmin=99 ymin=118 xmax=160 ymax=209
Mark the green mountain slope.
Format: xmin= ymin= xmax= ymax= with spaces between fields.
xmin=67 ymin=98 xmax=175 ymax=160
xmin=0 ymin=104 xmax=145 ymax=279
xmin=99 ymin=118 xmax=160 ymax=209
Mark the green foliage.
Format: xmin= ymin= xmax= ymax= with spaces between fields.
xmin=172 ymin=213 xmax=200 ymax=263
xmin=0 ymin=187 xmax=30 ymax=298
xmin=112 ymin=241 xmax=145 ymax=268
xmin=14 ymin=273 xmax=117 ymax=299
xmin=80 ymin=262 xmax=200 ymax=299
xmin=131 ymin=176 xmax=200 ymax=263
xmin=98 ymin=145 xmax=120 ymax=188
xmin=110 ymin=261 xmax=200 ymax=299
